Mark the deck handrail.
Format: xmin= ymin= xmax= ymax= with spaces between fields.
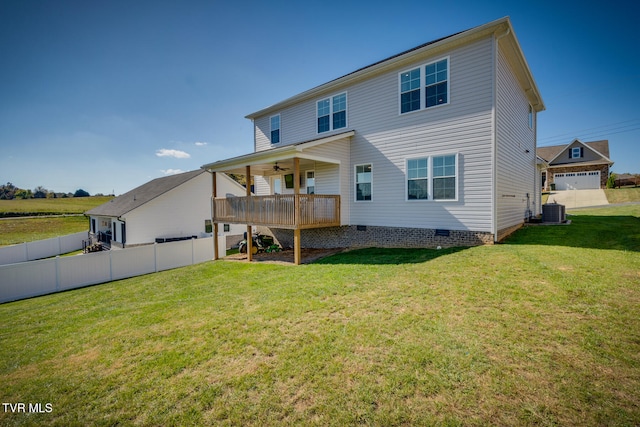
xmin=213 ymin=194 xmax=340 ymax=229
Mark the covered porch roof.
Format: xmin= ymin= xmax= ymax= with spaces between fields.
xmin=201 ymin=130 xmax=354 ymax=176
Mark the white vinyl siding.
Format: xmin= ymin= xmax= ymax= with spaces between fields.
xmin=349 ymin=38 xmax=493 ymax=230
xmin=252 ymin=37 xmax=496 ymax=232
xmin=495 ymin=41 xmax=537 ymax=238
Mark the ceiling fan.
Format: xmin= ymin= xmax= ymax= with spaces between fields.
xmin=273 ymin=162 xmax=289 ymax=172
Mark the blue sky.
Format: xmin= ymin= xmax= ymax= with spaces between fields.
xmin=1 ymin=0 xmax=638 ymax=195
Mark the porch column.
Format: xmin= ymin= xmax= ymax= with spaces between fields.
xmin=246 ymin=165 xmax=253 ymax=262
xmin=293 ymin=157 xmax=301 ymax=265
xmin=212 ymin=171 xmax=219 ymax=260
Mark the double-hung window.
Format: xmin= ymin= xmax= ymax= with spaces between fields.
xmin=407 ymin=158 xmax=428 ymax=199
xmin=406 ymin=154 xmax=457 ymax=201
xmin=399 ymin=57 xmax=449 ymax=114
xmin=355 ymin=164 xmax=372 ymax=201
xmin=400 ymin=68 xmax=421 ymax=113
xmin=432 ymin=155 xmax=456 ymax=200
xmin=317 ymin=93 xmax=347 ymax=133
xmin=270 ymin=114 xmax=281 ymax=144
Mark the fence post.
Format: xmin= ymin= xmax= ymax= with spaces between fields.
xmin=24 ymin=242 xmax=29 ymax=262
xmin=55 ymin=256 xmax=61 ymax=292
xmin=109 ymin=250 xmax=113 ymax=281
xmin=191 ymin=238 xmax=195 ymax=265
xmin=154 ymin=242 xmax=158 ymax=272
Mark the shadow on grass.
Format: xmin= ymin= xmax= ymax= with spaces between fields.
xmin=504 ymin=214 xmax=640 ymax=251
xmin=314 ymin=246 xmax=470 ymax=265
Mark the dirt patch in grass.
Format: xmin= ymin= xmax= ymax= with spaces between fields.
xmin=224 ymin=248 xmax=346 ymax=264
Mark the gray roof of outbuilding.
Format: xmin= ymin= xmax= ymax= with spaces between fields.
xmin=85 ymin=169 xmax=206 ymax=217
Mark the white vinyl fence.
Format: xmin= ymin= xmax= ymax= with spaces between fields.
xmin=0 ymin=236 xmax=225 ymax=303
xmin=0 ymin=231 xmax=88 ymax=265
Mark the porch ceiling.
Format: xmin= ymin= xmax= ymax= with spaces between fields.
xmin=201 ymin=130 xmax=354 ymax=176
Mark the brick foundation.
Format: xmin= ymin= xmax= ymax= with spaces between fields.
xmin=259 ymin=225 xmax=494 ymax=250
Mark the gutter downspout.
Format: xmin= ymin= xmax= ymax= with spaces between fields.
xmin=491 ymin=26 xmax=511 ymax=242
xmin=116 ymin=215 xmax=126 ymax=248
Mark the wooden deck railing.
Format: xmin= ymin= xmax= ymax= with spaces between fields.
xmin=213 ymin=194 xmax=340 ymax=229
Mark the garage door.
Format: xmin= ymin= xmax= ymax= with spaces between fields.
xmin=554 ymin=171 xmax=600 ymax=190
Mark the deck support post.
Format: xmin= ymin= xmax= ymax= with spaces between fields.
xmin=246 ymin=165 xmax=253 ymax=262
xmin=293 ymin=157 xmax=301 ymax=265
xmin=212 ymin=171 xmax=219 ymax=260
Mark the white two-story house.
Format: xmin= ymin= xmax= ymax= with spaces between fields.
xmin=203 ymin=17 xmax=545 ymax=264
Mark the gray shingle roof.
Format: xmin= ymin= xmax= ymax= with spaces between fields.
xmin=85 ymin=169 xmax=206 ymax=217
xmin=537 ymin=140 xmax=610 ymax=163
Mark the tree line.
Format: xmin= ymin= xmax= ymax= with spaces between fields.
xmin=0 ymin=182 xmax=97 ymax=200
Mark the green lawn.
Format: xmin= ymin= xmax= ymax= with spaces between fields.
xmin=0 ymin=196 xmax=112 ymax=217
xmin=605 ymin=187 xmax=640 ymax=204
xmin=1 ymin=206 xmax=639 ymax=426
xmin=0 ymin=216 xmax=89 ymax=246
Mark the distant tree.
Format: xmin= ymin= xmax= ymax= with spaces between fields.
xmin=0 ymin=182 xmax=16 ymax=200
xmin=14 ymin=189 xmax=33 ymax=199
xmin=74 ymin=189 xmax=90 ymax=197
xmin=33 ymin=186 xmax=49 ymax=198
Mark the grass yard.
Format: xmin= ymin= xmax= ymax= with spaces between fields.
xmin=0 ymin=216 xmax=88 ymax=246
xmin=0 ymin=196 xmax=112 ymax=217
xmin=605 ymin=187 xmax=640 ymax=204
xmin=0 ymin=206 xmax=639 ymax=426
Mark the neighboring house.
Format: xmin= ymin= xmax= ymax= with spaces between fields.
xmin=85 ymin=170 xmax=245 ymax=249
xmin=537 ymin=139 xmax=613 ymax=190
xmin=202 ymin=17 xmax=545 ymax=264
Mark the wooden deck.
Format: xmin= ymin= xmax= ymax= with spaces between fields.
xmin=213 ymin=194 xmax=340 ymax=229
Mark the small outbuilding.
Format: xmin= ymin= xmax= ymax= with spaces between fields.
xmin=85 ymin=169 xmax=245 ymax=249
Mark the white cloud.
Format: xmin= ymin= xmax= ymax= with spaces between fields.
xmin=161 ymin=169 xmax=185 ymax=175
xmin=155 ymin=148 xmax=191 ymax=159
xmin=194 ymin=141 xmax=208 ymax=146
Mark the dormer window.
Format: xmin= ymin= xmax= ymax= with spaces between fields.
xmin=570 ymin=147 xmax=583 ymax=159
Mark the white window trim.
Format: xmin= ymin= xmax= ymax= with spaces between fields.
xmin=398 ymin=56 xmax=450 ymax=115
xmin=404 ymin=153 xmax=459 ymax=202
xmin=270 ymin=114 xmax=281 ymax=144
xmin=354 ymin=163 xmax=373 ymax=202
xmin=406 ymin=156 xmax=429 ymax=201
xmin=571 ymin=147 xmax=582 ymax=158
xmin=528 ymin=105 xmax=534 ymax=129
xmin=317 ymin=92 xmax=348 ymax=134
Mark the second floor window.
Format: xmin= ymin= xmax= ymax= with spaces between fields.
xmin=399 ymin=57 xmax=449 ymax=114
xmin=317 ymin=93 xmax=347 ymax=133
xmin=270 ymin=115 xmax=280 ymax=144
